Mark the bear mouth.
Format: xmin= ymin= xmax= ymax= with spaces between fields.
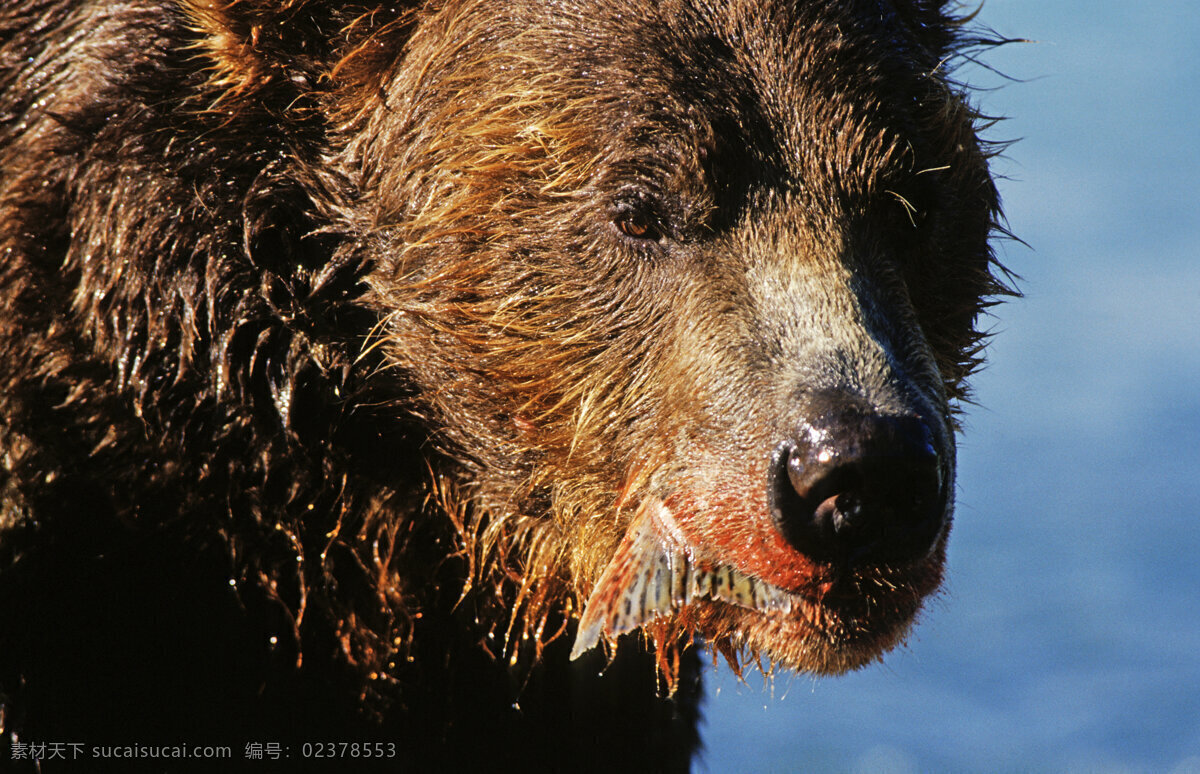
xmin=570 ymin=497 xmax=923 ymax=662
xmin=569 ymin=508 xmax=792 ymax=660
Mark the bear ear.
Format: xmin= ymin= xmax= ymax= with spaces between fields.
xmin=177 ymin=0 xmax=319 ymax=94
xmin=177 ymin=1 xmax=420 ymax=96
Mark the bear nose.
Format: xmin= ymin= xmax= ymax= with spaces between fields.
xmin=769 ymin=398 xmax=946 ymax=566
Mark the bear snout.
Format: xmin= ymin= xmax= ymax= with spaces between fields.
xmin=769 ymin=393 xmax=948 ymax=567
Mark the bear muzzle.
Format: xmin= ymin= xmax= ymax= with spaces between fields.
xmin=570 ymin=385 xmax=954 ymax=664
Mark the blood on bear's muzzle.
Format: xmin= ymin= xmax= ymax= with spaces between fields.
xmin=768 ymin=391 xmax=947 ymax=567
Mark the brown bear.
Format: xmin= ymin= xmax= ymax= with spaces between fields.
xmin=0 ymin=0 xmax=1010 ymax=770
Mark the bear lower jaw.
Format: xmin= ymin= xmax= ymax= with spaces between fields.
xmin=570 ymin=498 xmax=940 ymax=667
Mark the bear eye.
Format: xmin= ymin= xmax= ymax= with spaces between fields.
xmin=612 ymin=197 xmax=663 ymax=242
xmin=616 ymin=212 xmax=657 ymax=239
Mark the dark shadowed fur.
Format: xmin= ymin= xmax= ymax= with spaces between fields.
xmin=0 ymin=0 xmax=1010 ymax=771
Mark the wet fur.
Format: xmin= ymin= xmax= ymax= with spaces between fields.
xmin=0 ymin=0 xmax=1010 ymax=769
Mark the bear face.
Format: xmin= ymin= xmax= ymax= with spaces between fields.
xmin=347 ymin=0 xmax=1001 ymax=676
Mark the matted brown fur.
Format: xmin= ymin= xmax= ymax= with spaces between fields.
xmin=0 ymin=0 xmax=1012 ymax=769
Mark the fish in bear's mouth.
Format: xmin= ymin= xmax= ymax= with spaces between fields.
xmin=570 ymin=494 xmax=947 ymax=667
xmin=571 ymin=499 xmax=794 ymax=660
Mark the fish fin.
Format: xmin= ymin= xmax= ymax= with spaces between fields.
xmin=570 ymin=510 xmax=678 ymax=660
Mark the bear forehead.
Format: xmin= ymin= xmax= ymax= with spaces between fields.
xmin=434 ymin=0 xmax=943 ymax=201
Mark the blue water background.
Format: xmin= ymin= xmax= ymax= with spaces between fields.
xmin=701 ymin=1 xmax=1200 ymax=771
